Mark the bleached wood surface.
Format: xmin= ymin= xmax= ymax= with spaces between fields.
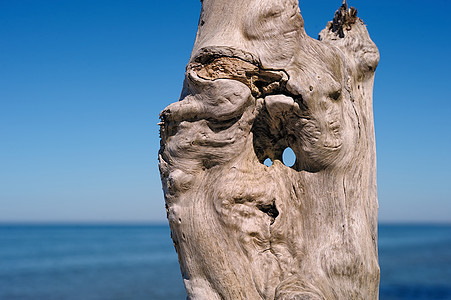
xmin=159 ymin=1 xmax=380 ymax=299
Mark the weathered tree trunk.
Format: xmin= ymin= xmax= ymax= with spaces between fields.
xmin=159 ymin=0 xmax=380 ymax=299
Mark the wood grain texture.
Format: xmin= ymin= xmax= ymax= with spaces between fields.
xmin=159 ymin=1 xmax=380 ymax=299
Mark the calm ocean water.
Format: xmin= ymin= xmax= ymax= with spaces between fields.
xmin=0 ymin=224 xmax=450 ymax=300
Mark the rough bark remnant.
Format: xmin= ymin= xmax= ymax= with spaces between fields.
xmin=159 ymin=0 xmax=380 ymax=299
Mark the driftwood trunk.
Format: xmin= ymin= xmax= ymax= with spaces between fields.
xmin=159 ymin=1 xmax=380 ymax=299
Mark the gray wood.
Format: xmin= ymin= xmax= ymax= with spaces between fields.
xmin=159 ymin=1 xmax=380 ymax=299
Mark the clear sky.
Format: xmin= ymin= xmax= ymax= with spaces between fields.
xmin=1 ymin=0 xmax=450 ymax=223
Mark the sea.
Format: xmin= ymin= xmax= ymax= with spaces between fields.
xmin=0 ymin=224 xmax=450 ymax=300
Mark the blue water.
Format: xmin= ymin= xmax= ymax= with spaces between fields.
xmin=0 ymin=224 xmax=450 ymax=299
xmin=378 ymin=225 xmax=451 ymax=300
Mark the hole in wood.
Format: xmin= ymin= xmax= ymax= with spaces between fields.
xmin=257 ymin=201 xmax=279 ymax=224
xmin=282 ymin=147 xmax=296 ymax=167
xmin=264 ymin=158 xmax=273 ymax=167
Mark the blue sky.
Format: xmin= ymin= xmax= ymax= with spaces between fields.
xmin=1 ymin=0 xmax=450 ymax=223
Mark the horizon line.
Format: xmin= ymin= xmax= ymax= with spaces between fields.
xmin=0 ymin=221 xmax=450 ymax=226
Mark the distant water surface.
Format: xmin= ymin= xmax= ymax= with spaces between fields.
xmin=378 ymin=224 xmax=451 ymax=300
xmin=0 ymin=224 xmax=450 ymax=299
